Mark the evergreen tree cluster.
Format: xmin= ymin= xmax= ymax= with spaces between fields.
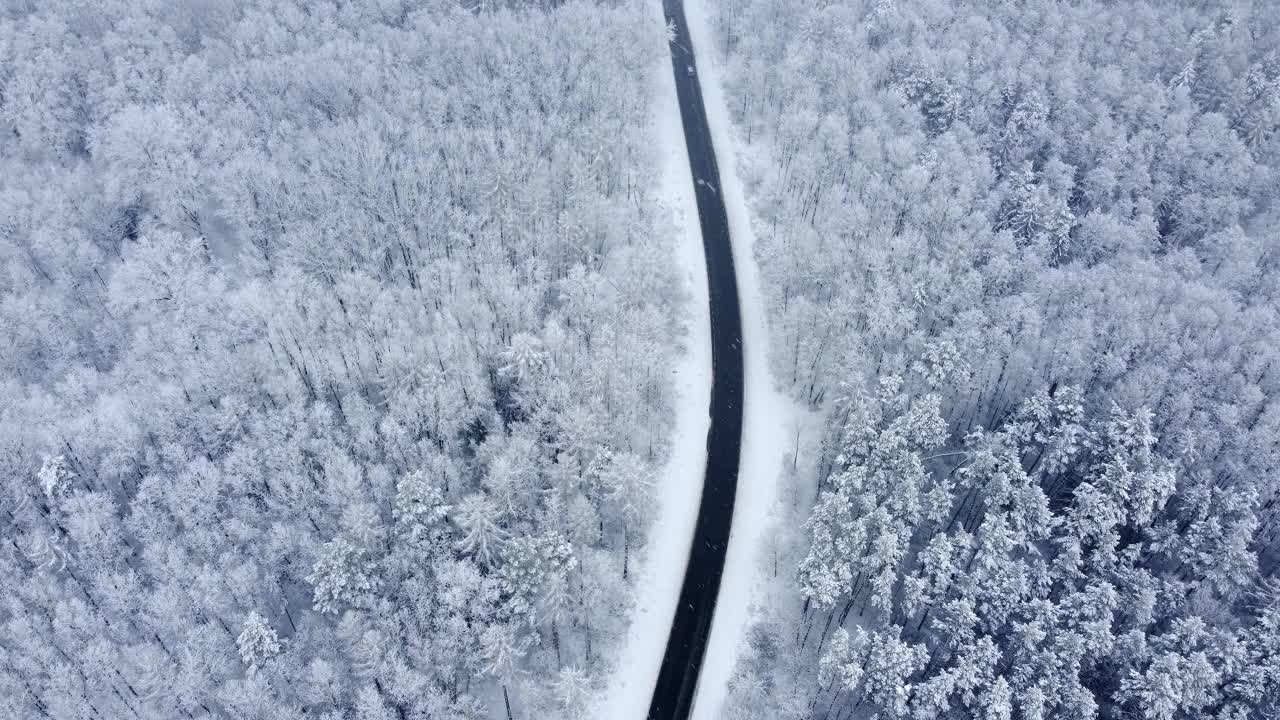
xmin=707 ymin=0 xmax=1280 ymax=717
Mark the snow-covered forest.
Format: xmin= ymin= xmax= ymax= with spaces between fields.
xmin=7 ymin=0 xmax=1280 ymax=717
xmin=703 ymin=0 xmax=1280 ymax=717
xmin=0 ymin=1 xmax=684 ymax=718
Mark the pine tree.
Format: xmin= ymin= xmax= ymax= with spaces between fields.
xmin=307 ymin=537 xmax=381 ymax=614
xmin=818 ymin=626 xmax=870 ymax=692
xmin=860 ymin=626 xmax=926 ymax=719
xmin=37 ymin=454 xmax=75 ymax=500
xmin=393 ymin=469 xmax=451 ymax=550
xmin=500 ymin=530 xmax=577 ymax=629
xmin=982 ymin=676 xmax=1013 ymax=720
xmin=236 ymin=611 xmax=283 ymax=676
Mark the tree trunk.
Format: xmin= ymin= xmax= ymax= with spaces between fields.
xmin=552 ymin=620 xmax=562 ymax=667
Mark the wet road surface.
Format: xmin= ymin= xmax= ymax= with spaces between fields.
xmin=647 ymin=2 xmax=745 ymax=718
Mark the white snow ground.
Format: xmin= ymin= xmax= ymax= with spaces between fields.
xmin=591 ymin=3 xmax=713 ymax=716
xmin=681 ymin=1 xmax=800 ymax=718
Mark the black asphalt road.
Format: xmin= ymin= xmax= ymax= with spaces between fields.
xmin=648 ymin=2 xmax=745 ymax=719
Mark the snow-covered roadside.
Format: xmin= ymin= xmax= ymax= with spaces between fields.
xmin=682 ymin=1 xmax=800 ymax=717
xmin=591 ymin=4 xmax=713 ymax=716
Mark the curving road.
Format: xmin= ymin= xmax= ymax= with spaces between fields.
xmin=648 ymin=1 xmax=745 ymax=718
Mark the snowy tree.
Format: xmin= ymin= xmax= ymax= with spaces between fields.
xmin=37 ymin=453 xmax=75 ymax=500
xmin=500 ymin=530 xmax=577 ymax=629
xmin=455 ymin=494 xmax=507 ymax=567
xmin=354 ymin=685 xmax=394 ymax=720
xmin=554 ymin=666 xmax=592 ymax=719
xmin=860 ymin=626 xmax=926 ymax=718
xmin=341 ymin=502 xmax=387 ymax=552
xmin=237 ymin=611 xmax=283 ymax=676
xmin=307 ymin=537 xmax=381 ymax=614
xmin=24 ymin=529 xmax=69 ymax=572
xmin=393 ymin=468 xmax=451 ymax=549
xmin=482 ymin=623 xmax=530 ymax=720
xmin=982 ymin=676 xmax=1013 ymax=720
xmin=500 ymin=333 xmax=548 ymax=383
xmin=818 ymin=627 xmax=869 ymax=691
xmin=595 ymin=450 xmax=654 ymax=578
